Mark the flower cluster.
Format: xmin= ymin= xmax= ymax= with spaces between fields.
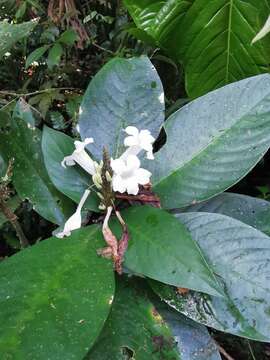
xmin=56 ymin=126 xmax=155 ymax=238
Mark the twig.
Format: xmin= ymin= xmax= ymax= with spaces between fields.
xmin=0 ymin=199 xmax=29 ymax=248
xmin=247 ymin=340 xmax=256 ymax=360
xmin=215 ymin=342 xmax=235 ymax=360
xmin=0 ymin=87 xmax=79 ymax=98
xmin=91 ymin=42 xmax=114 ymax=54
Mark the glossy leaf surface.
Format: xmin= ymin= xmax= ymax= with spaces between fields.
xmin=79 ymin=56 xmax=165 ymax=159
xmin=124 ymin=0 xmax=270 ymax=98
xmin=116 ymin=206 xmax=223 ymax=297
xmin=0 ymin=225 xmax=115 ymax=359
xmin=183 ymin=192 xmax=270 ymax=236
xmin=150 ymin=75 xmax=270 ymax=209
xmin=152 ymin=212 xmax=270 ymax=341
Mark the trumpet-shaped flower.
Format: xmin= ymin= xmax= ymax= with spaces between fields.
xmin=111 ymin=155 xmax=151 ymax=195
xmin=121 ymin=126 xmax=155 ymax=160
xmin=56 ymin=189 xmax=90 ymax=238
xmin=61 ymin=138 xmax=95 ymax=175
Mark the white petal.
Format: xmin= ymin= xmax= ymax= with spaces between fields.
xmin=112 ymin=175 xmax=127 ymax=193
xmin=55 ymin=189 xmax=90 ymax=238
xmin=146 ymin=150 xmax=154 ymax=160
xmin=74 ymin=150 xmax=96 ymax=175
xmin=159 ymin=92 xmax=164 ymax=104
xmin=120 ymin=145 xmax=141 ymax=160
xmin=56 ymin=212 xmax=81 ymax=238
xmin=124 ymin=135 xmax=138 ymax=147
xmin=84 ymin=137 xmax=94 ymax=145
xmin=74 ymin=138 xmax=93 ymax=153
xmin=77 ymin=189 xmax=91 ymax=212
xmin=135 ymin=168 xmax=151 ymax=185
xmin=61 ymin=155 xmax=76 ymax=168
xmin=111 ymin=158 xmax=126 ymax=174
xmin=139 ymin=131 xmax=155 ymax=150
xmin=126 ymin=177 xmax=139 ymax=195
xmin=74 ymin=140 xmax=86 ymax=152
xmin=125 ymin=126 xmax=139 ymax=136
xmin=126 ymin=155 xmax=140 ymax=170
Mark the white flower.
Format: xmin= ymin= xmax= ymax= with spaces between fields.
xmin=61 ymin=138 xmax=95 ymax=175
xmin=121 ymin=126 xmax=155 ymax=160
xmin=56 ymin=189 xmax=90 ymax=238
xmin=111 ymin=155 xmax=151 ymax=195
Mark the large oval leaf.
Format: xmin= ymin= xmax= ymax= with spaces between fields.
xmin=87 ymin=279 xmax=180 ymax=359
xmin=42 ymin=126 xmax=99 ymax=211
xmin=0 ymin=225 xmax=115 ymax=359
xmin=79 ymin=56 xmax=165 ymax=159
xmin=0 ymin=120 xmax=74 ymax=225
xmin=113 ymin=206 xmax=223 ymax=297
xmin=183 ymin=192 xmax=270 ymax=236
xmin=124 ymin=0 xmax=270 ymax=98
xmin=152 ymin=212 xmax=270 ymax=341
xmin=150 ymin=75 xmax=270 ymax=209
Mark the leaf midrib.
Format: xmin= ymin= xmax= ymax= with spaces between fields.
xmin=126 ymin=220 xmax=221 ymax=295
xmin=225 ymin=0 xmax=233 ymax=83
xmin=154 ymin=86 xmax=270 ymax=188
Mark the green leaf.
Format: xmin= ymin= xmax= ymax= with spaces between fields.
xmin=150 ymin=75 xmax=270 ymax=209
xmin=87 ymin=278 xmax=180 ymax=359
xmin=13 ymin=98 xmax=36 ymax=126
xmin=156 ymin=304 xmax=221 ymax=360
xmin=47 ymin=43 xmax=63 ymax=69
xmin=151 ymin=212 xmax=270 ymax=341
xmin=124 ymin=0 xmax=270 ymax=98
xmin=0 ymin=119 xmax=75 ymax=225
xmin=15 ymin=1 xmax=27 ymax=20
xmin=0 ymin=225 xmax=115 ymax=359
xmin=79 ymin=56 xmax=165 ymax=159
xmin=25 ymin=45 xmax=49 ymax=68
xmin=183 ymin=192 xmax=270 ymax=236
xmin=0 ymin=19 xmax=38 ymax=59
xmin=58 ymin=29 xmax=78 ymax=45
xmin=42 ymin=126 xmax=99 ymax=211
xmin=115 ymin=206 xmax=223 ymax=297
xmin=0 ymin=196 xmax=21 ymax=228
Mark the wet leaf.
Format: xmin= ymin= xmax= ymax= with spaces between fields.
xmin=87 ymin=279 xmax=180 ymax=359
xmin=182 ymin=192 xmax=270 ymax=236
xmin=150 ymin=75 xmax=270 ymax=209
xmin=79 ymin=56 xmax=165 ymax=159
xmin=42 ymin=126 xmax=99 ymax=211
xmin=151 ymin=212 xmax=270 ymax=341
xmin=0 ymin=225 xmax=115 ymax=359
xmin=113 ymin=206 xmax=224 ymax=297
xmin=0 ymin=119 xmax=75 ymax=225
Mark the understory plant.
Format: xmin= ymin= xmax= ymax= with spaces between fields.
xmin=1 ymin=55 xmax=270 ymax=359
